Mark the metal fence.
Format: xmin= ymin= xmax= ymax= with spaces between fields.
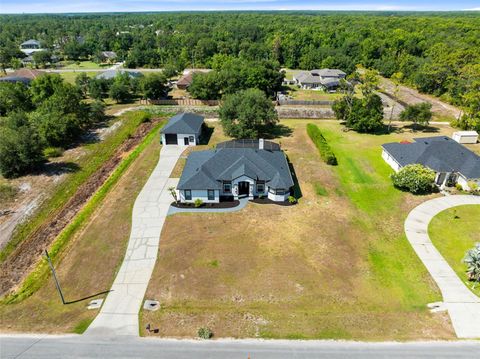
xmin=277 ymin=99 xmax=334 ymax=106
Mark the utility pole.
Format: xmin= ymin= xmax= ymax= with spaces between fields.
xmin=45 ymin=250 xmax=66 ymax=305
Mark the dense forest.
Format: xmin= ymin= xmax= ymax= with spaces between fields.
xmin=0 ymin=12 xmax=479 ymax=106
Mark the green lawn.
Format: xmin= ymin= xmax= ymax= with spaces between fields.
xmin=429 ymin=205 xmax=480 ymax=297
xmin=59 ymin=71 xmax=98 ymax=84
xmin=288 ymin=87 xmax=343 ymax=101
xmin=61 ymin=61 xmax=106 ymax=70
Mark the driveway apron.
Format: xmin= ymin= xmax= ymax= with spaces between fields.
xmin=86 ymin=145 xmax=185 ymax=336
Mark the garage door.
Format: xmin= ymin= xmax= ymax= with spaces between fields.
xmin=164 ymin=134 xmax=177 ymax=145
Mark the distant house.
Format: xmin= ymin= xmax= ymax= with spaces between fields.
xmin=293 ymin=69 xmax=347 ymax=91
xmin=0 ymin=68 xmax=44 ymax=85
xmin=160 ymin=113 xmax=204 ymax=146
xmin=176 ymin=139 xmax=294 ymax=203
xmin=176 ymin=69 xmax=211 ymax=90
xmin=20 ymin=39 xmax=45 ymax=55
xmin=100 ymin=51 xmax=117 ymax=63
xmin=382 ymin=136 xmax=480 ymax=190
xmin=453 ymin=131 xmax=478 ymax=144
xmin=95 ymin=69 xmax=142 ymax=80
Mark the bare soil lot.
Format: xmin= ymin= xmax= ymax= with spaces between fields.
xmin=142 ymin=120 xmax=456 ymax=341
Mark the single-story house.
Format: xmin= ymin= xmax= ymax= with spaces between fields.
xmin=382 ymin=136 xmax=480 ymax=190
xmin=176 ymin=139 xmax=295 ymax=203
xmin=95 ymin=69 xmax=143 ymax=80
xmin=100 ymin=51 xmax=117 ymax=63
xmin=453 ymin=131 xmax=478 ymax=144
xmin=160 ymin=113 xmax=204 ymax=146
xmin=20 ymin=39 xmax=45 ymax=55
xmin=0 ymin=68 xmax=44 ymax=85
xmin=293 ymin=69 xmax=347 ymax=91
xmin=176 ymin=69 xmax=211 ymax=90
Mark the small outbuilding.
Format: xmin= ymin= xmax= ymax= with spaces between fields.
xmin=453 ymin=131 xmax=478 ymax=144
xmin=160 ymin=113 xmax=204 ymax=146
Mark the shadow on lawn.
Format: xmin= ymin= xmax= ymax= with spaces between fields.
xmin=287 ymin=155 xmax=303 ymax=200
xmin=65 ymin=290 xmax=112 ymax=305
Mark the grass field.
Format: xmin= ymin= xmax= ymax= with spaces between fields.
xmin=142 ymin=120 xmax=455 ymax=340
xmin=0 ymin=126 xmax=163 ymax=333
xmin=288 ymin=87 xmax=343 ymax=101
xmin=61 ymin=61 xmax=106 ymax=70
xmin=59 ymin=71 xmax=98 ymax=84
xmin=429 ymin=205 xmax=480 ymax=297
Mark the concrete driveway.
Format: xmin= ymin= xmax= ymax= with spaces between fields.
xmin=86 ymin=145 xmax=185 ymax=337
xmin=404 ymin=195 xmax=480 ymax=338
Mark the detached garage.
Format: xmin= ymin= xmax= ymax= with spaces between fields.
xmin=160 ymin=113 xmax=204 ymax=146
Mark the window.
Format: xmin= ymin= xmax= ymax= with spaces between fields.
xmin=276 ymin=189 xmax=285 ymax=195
xmin=257 ymin=183 xmax=265 ymax=193
xmin=223 ymin=182 xmax=231 ymax=193
xmin=189 ymin=136 xmax=194 ymax=143
xmin=207 ymin=189 xmax=215 ymax=200
xmin=184 ymin=190 xmax=192 ymax=200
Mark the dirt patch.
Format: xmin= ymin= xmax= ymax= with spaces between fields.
xmin=0 ymin=119 xmax=162 ymax=297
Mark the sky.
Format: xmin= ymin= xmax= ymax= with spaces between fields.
xmin=1 ymin=0 xmax=480 ymax=14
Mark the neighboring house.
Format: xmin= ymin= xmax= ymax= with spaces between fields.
xmin=382 ymin=136 xmax=480 ymax=190
xmin=176 ymin=139 xmax=295 ymax=203
xmin=293 ymin=69 xmax=347 ymax=91
xmin=160 ymin=113 xmax=204 ymax=146
xmin=19 ymin=39 xmax=45 ymax=55
xmin=95 ymin=69 xmax=143 ymax=80
xmin=176 ymin=69 xmax=211 ymax=90
xmin=100 ymin=51 xmax=117 ymax=63
xmin=0 ymin=68 xmax=44 ymax=85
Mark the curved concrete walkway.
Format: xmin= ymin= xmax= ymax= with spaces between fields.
xmin=86 ymin=145 xmax=186 ymax=337
xmin=404 ymin=195 xmax=480 ymax=338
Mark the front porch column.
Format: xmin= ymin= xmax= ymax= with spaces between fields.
xmin=249 ymin=183 xmax=254 ymax=200
xmin=233 ymin=184 xmax=239 ymax=200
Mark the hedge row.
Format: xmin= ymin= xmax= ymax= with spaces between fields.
xmin=306 ymin=123 xmax=338 ymax=165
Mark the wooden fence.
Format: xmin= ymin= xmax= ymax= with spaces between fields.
xmin=140 ymin=99 xmax=219 ymax=106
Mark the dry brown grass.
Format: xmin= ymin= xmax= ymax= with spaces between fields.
xmin=0 ymin=133 xmax=162 ymax=333
xmin=142 ymin=120 xmax=455 ymax=341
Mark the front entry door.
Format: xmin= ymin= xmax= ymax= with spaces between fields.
xmin=238 ymin=181 xmax=250 ymax=196
xmin=184 ymin=137 xmax=189 ymax=145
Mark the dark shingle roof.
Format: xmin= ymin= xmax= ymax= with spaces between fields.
xmin=95 ymin=69 xmax=143 ymax=80
xmin=382 ymin=136 xmax=480 ymax=179
xmin=0 ymin=76 xmax=31 ymax=85
xmin=177 ymin=144 xmax=294 ymax=190
xmin=161 ymin=113 xmax=204 ymax=134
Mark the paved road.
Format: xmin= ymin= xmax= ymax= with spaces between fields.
xmin=2 ymin=335 xmax=480 ymax=358
xmin=85 ymin=145 xmax=186 ymax=337
xmin=404 ymin=195 xmax=480 ymax=338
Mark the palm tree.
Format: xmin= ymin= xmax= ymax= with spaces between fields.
xmin=464 ymin=243 xmax=480 ymax=289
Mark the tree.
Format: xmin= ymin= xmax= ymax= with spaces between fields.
xmin=29 ymin=73 xmax=64 ymax=105
xmin=0 ymin=82 xmax=32 ymax=116
xmin=188 ymin=72 xmax=221 ymax=100
xmin=464 ymin=243 xmax=480 ymax=289
xmin=140 ymin=73 xmax=168 ymax=100
xmin=88 ymin=78 xmax=110 ymax=100
xmin=162 ymin=63 xmax=178 ymax=79
xmin=333 ymin=94 xmax=384 ymax=133
xmin=32 ymin=50 xmax=52 ymax=68
xmin=391 ymin=164 xmax=436 ymax=194
xmin=0 ymin=112 xmax=45 ymax=178
xmin=75 ymin=73 xmax=90 ymax=97
xmin=399 ymin=102 xmax=432 ymax=129
xmin=109 ymin=81 xmax=130 ymax=103
xmin=219 ymin=88 xmax=278 ymax=138
xmin=387 ymin=72 xmax=403 ymax=132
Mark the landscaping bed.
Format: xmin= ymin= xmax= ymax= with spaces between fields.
xmin=171 ymin=200 xmax=240 ymax=209
xmin=250 ymin=197 xmax=295 ymax=206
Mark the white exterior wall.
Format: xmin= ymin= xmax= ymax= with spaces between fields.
xmin=179 ymin=189 xmax=220 ymax=203
xmin=161 ymin=132 xmax=199 ymax=146
xmin=382 ymin=149 xmax=401 ymax=172
xmin=453 ymin=132 xmax=478 ymax=144
xmin=267 ymin=187 xmax=290 ymax=202
xmin=457 ymin=175 xmax=480 ymax=191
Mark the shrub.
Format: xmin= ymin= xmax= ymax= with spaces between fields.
xmin=288 ymin=195 xmax=297 ymax=204
xmin=43 ymin=147 xmax=64 ymax=158
xmin=314 ymin=182 xmax=327 ymax=196
xmin=0 ymin=183 xmax=18 ymax=202
xmin=306 ymin=124 xmax=337 ymax=165
xmin=464 ymin=243 xmax=480 ymax=288
xmin=391 ymin=164 xmax=436 ymax=194
xmin=198 ymin=327 xmax=213 ymax=339
xmin=455 ymin=183 xmax=463 ymax=191
xmin=194 ymin=198 xmax=203 ymax=208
